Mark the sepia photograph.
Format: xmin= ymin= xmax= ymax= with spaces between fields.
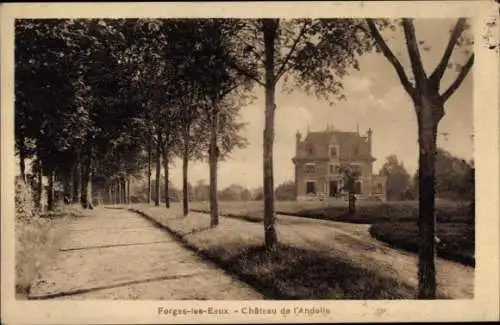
xmin=1 ymin=1 xmax=499 ymax=324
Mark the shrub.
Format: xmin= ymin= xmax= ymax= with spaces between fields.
xmin=15 ymin=177 xmax=38 ymax=223
xmin=15 ymin=177 xmax=74 ymax=298
xmin=369 ymin=222 xmax=475 ymax=266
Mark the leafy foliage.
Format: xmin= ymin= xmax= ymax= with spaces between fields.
xmin=15 ymin=177 xmax=37 ymax=223
xmin=275 ymin=181 xmax=295 ymax=201
xmin=379 ymin=155 xmax=413 ymax=201
xmin=15 ymin=19 xmax=251 ymax=209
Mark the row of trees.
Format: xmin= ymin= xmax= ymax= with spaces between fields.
xmin=133 ymin=179 xmax=293 ymax=202
xmin=380 ymin=149 xmax=475 ymax=202
xmin=16 ymin=18 xmax=473 ymax=299
xmin=172 ymin=148 xmax=475 ymax=204
xmin=16 ymin=19 xmax=249 ymax=214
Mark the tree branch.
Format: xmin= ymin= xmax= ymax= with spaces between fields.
xmin=220 ymin=84 xmax=239 ymax=99
xmin=275 ymin=20 xmax=310 ymax=81
xmin=402 ymin=18 xmax=427 ymax=86
xmin=227 ymin=60 xmax=265 ymax=86
xmin=440 ymin=54 xmax=474 ymax=102
xmin=367 ymin=19 xmax=415 ymax=98
xmin=430 ymin=18 xmax=468 ymax=84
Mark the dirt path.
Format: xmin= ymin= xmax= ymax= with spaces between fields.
xmin=28 ymin=207 xmax=262 ymax=300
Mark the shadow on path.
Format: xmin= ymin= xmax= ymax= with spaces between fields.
xmin=29 ymin=272 xmax=210 ymax=300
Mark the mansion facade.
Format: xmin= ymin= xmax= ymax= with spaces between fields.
xmin=292 ymin=125 xmax=387 ymax=201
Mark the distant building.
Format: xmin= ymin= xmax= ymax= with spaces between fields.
xmin=292 ymin=125 xmax=386 ymax=201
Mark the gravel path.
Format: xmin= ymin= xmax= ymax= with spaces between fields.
xmin=28 ymin=207 xmax=262 ymax=300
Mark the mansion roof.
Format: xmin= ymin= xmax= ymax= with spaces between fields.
xmin=293 ymin=129 xmax=376 ymax=162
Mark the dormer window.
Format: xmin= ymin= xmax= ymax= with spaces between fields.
xmin=329 ymin=145 xmax=338 ymax=159
xmin=307 ymin=144 xmax=313 ymax=155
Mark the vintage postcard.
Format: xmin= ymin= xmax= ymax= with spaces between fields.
xmin=1 ymin=1 xmax=499 ymax=324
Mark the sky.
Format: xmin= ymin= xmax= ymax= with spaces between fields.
xmin=167 ymin=19 xmax=473 ymax=190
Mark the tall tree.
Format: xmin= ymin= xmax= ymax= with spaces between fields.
xmin=339 ymin=164 xmax=361 ymax=214
xmin=195 ymin=19 xmax=252 ymax=227
xmin=379 ymin=155 xmax=412 ymax=201
xmin=228 ymin=19 xmax=373 ymax=249
xmin=194 ymin=179 xmax=210 ymax=202
xmin=275 ymin=180 xmax=296 ymax=201
xmin=127 ymin=19 xmax=185 ymax=208
xmin=434 ymin=148 xmax=474 ymax=201
xmin=367 ymin=18 xmax=473 ymax=298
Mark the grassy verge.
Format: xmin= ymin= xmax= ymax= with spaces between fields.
xmin=131 ymin=205 xmax=416 ymax=299
xmin=190 ymin=200 xmax=473 ymax=225
xmin=369 ymin=222 xmax=475 ymax=266
xmin=15 ymin=206 xmax=81 ymax=298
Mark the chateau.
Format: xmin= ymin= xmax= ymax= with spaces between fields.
xmin=292 ymin=125 xmax=386 ymax=201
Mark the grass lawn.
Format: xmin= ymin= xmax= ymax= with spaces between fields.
xmin=189 ymin=200 xmax=474 ymax=266
xmin=190 ymin=199 xmax=473 ymax=224
xmin=130 ymin=204 xmax=473 ymax=299
xmin=15 ymin=205 xmax=81 ymax=298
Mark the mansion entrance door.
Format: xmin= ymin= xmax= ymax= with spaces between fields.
xmin=329 ymin=181 xmax=338 ymax=197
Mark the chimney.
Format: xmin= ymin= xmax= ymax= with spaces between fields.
xmin=367 ymin=128 xmax=373 ymax=151
xmin=295 ymin=130 xmax=302 ymax=152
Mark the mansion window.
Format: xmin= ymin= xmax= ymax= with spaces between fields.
xmin=374 ymin=183 xmax=383 ymax=194
xmin=354 ymin=181 xmax=362 ymax=194
xmin=305 ymin=163 xmax=316 ymax=174
xmin=329 ymin=145 xmax=338 ymax=158
xmin=329 ymin=163 xmax=340 ymax=174
xmin=351 ymin=164 xmax=362 ymax=175
xmin=306 ymin=181 xmax=316 ymax=194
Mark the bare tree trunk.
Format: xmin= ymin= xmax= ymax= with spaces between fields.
xmin=262 ymin=19 xmax=279 ymax=249
xmin=122 ymin=179 xmax=126 ymax=204
xmin=147 ymin=136 xmax=152 ymax=204
xmin=84 ymin=155 xmax=94 ymax=209
xmin=69 ymin=162 xmax=75 ymax=203
xmin=367 ymin=18 xmax=473 ymax=299
xmin=182 ymin=129 xmax=189 ymax=216
xmin=19 ymin=137 xmax=26 ymax=183
xmin=126 ymin=176 xmax=130 ymax=205
xmin=117 ymin=177 xmax=122 ymax=205
xmin=73 ymin=149 xmax=82 ymax=204
xmin=63 ymin=172 xmax=71 ymax=204
xmin=209 ymin=107 xmax=219 ymax=227
xmin=162 ymin=145 xmax=170 ymax=209
xmin=417 ymin=101 xmax=439 ymax=299
xmin=155 ymin=140 xmax=161 ymax=206
xmin=80 ymin=163 xmax=87 ymax=208
xmin=47 ymin=169 xmax=54 ymax=211
xmin=108 ymin=186 xmax=112 ymax=205
xmin=348 ymin=193 xmax=355 ymax=214
xmin=35 ymin=143 xmax=42 ymax=211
